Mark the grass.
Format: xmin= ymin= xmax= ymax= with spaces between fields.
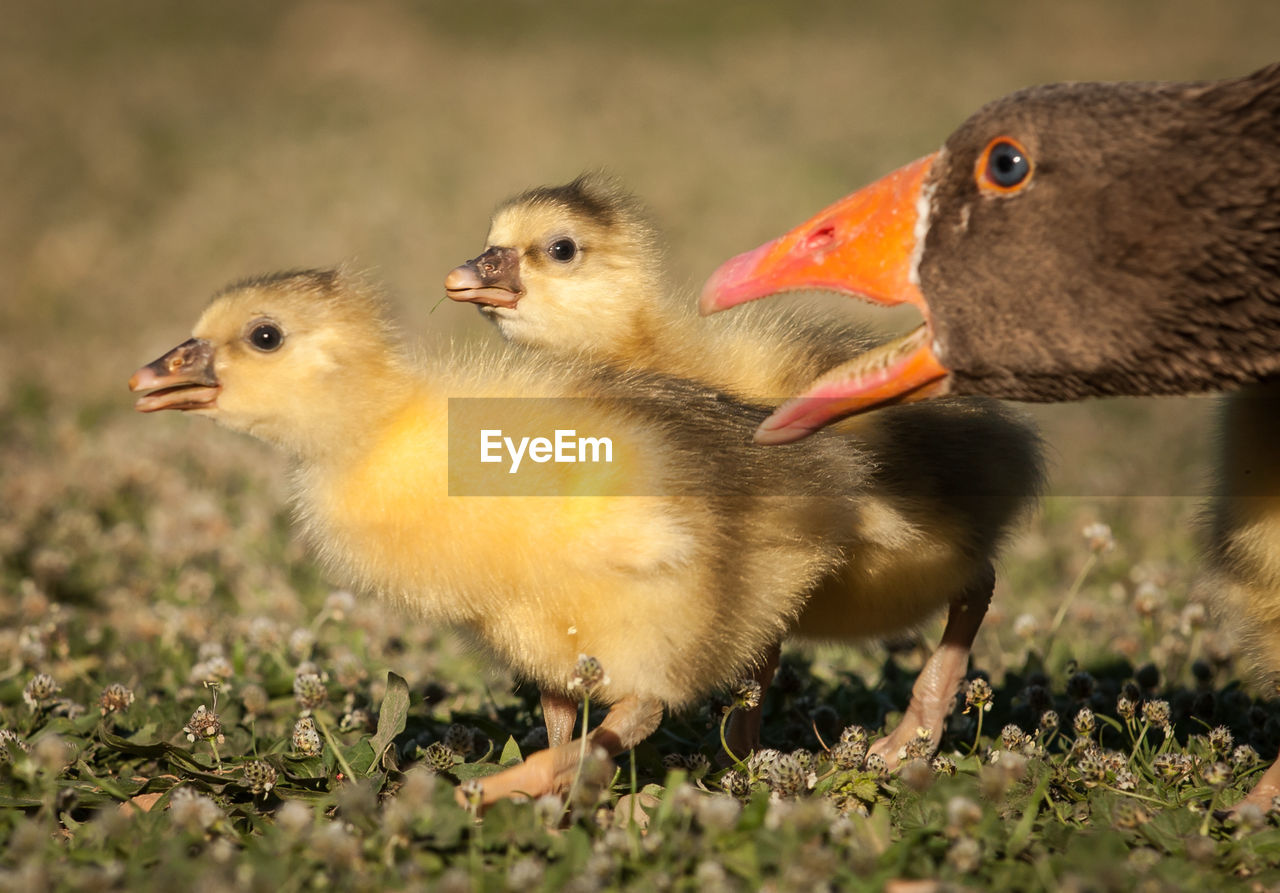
xmin=2 ymin=386 xmax=1277 ymax=891
xmin=4 ymin=1 xmax=1280 ymax=889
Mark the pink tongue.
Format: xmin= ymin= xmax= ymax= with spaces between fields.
xmin=754 ymin=325 xmax=940 ymax=444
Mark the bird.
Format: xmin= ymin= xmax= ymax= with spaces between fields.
xmin=700 ymin=61 xmax=1280 ymax=444
xmin=1202 ymin=383 xmax=1280 ymax=809
xmin=447 ymin=175 xmax=1045 ymax=762
xmin=129 ymin=268 xmax=878 ymax=805
xmin=446 ymin=174 xmax=876 ymax=404
xmin=699 ymin=62 xmax=1280 ymax=808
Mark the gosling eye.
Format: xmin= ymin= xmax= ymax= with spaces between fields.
xmin=547 ymin=238 xmax=578 ymax=263
xmin=976 ymin=137 xmax=1033 ymax=194
xmin=247 ymin=322 xmax=284 ymax=352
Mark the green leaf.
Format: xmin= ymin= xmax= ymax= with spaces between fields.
xmin=0 ymin=795 xmax=41 ymax=808
xmin=499 ymin=735 xmax=523 ymax=767
xmin=736 ymin=790 xmax=771 ymax=832
xmin=1007 ymin=768 xmax=1053 ymax=856
xmin=73 ymin=759 xmax=137 ymax=800
xmin=131 ymin=776 xmax=182 ymax=797
xmin=282 ymin=754 xmax=328 ymax=780
xmin=41 ymin=714 xmax=100 ymax=737
xmin=649 ymin=770 xmax=688 ymax=828
xmin=126 ymin=723 xmax=160 ymax=744
xmin=718 ymin=839 xmax=761 ymax=885
xmin=95 ymin=728 xmax=227 ymax=785
xmin=342 ymin=739 xmax=377 ymax=777
xmin=98 ymin=728 xmax=168 ymax=759
xmin=450 ymin=762 xmax=508 ymax=781
xmin=370 ymin=671 xmax=409 ymax=769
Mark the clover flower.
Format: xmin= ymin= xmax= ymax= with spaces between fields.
xmin=1116 ymin=696 xmax=1137 ymax=722
xmin=568 ymin=654 xmax=609 ymax=694
xmin=243 ymin=760 xmax=277 ymax=796
xmin=831 ymin=739 xmax=866 ymax=771
xmin=293 ymin=673 xmax=328 ymax=713
xmin=730 ymin=678 xmax=762 ymax=711
xmin=184 ymin=705 xmax=224 ymax=745
xmin=443 ymin=724 xmax=475 ymax=757
xmin=1207 ymin=725 xmax=1233 ymax=755
xmin=169 ymin=787 xmax=224 ymax=833
xmin=902 ymin=727 xmax=934 ymax=761
xmin=1141 ymin=699 xmax=1171 ymax=732
xmin=292 ymin=717 xmax=322 ymax=756
xmin=0 ymin=729 xmax=28 ymax=762
xmin=421 ymin=741 xmax=456 ymax=773
xmin=964 ymin=678 xmax=994 ymax=714
xmin=719 ymin=769 xmax=750 ymax=800
xmin=23 ymin=673 xmax=60 ymax=711
xmin=98 ymin=683 xmax=135 ymax=716
xmin=839 ymin=725 xmax=868 ymax=745
xmin=1082 ymin=522 xmax=1115 ymax=553
xmin=240 ymin=683 xmax=269 ymax=718
xmin=931 ymin=754 xmax=957 ymax=776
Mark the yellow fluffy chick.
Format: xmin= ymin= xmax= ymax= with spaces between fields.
xmin=447 ymin=175 xmax=1045 ymax=762
xmin=129 ymin=269 xmax=870 ymax=804
xmin=1203 ymin=382 xmax=1280 ymax=809
xmin=446 ymin=176 xmax=868 ymax=403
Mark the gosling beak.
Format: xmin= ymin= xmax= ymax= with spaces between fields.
xmin=129 ymin=338 xmax=221 ymax=412
xmin=699 ymin=153 xmax=952 ymax=441
xmin=445 ymin=246 xmax=524 ymax=309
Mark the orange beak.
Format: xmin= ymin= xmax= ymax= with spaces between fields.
xmin=700 ymin=153 xmax=951 ymax=442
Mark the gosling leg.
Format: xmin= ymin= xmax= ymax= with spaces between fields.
xmin=458 ymin=694 xmax=664 ymax=807
xmin=541 ymin=689 xmax=578 ymax=748
xmin=869 ymin=562 xmax=994 ymax=767
xmin=724 ymin=642 xmax=780 ymax=760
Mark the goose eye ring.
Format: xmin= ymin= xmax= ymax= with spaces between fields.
xmin=976 ymin=137 xmax=1033 ymax=194
xmin=248 ymin=322 xmax=284 ymax=352
xmin=547 ymin=238 xmax=578 ymax=263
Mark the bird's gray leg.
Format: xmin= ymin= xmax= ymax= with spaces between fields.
xmin=869 ymin=562 xmax=994 ymax=767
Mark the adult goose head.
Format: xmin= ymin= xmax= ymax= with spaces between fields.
xmin=702 ymin=62 xmax=1280 ymax=442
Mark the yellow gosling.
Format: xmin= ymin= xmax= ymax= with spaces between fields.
xmin=130 ymin=268 xmax=870 ymax=803
xmin=448 ymin=176 xmax=1044 ymax=762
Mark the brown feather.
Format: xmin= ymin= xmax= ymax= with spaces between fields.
xmin=918 ymin=63 xmax=1280 ymax=400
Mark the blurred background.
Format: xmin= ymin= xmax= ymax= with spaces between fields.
xmin=2 ymin=0 xmax=1277 ymax=667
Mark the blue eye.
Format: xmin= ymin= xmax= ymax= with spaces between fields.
xmin=978 ymin=137 xmax=1033 ymax=193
